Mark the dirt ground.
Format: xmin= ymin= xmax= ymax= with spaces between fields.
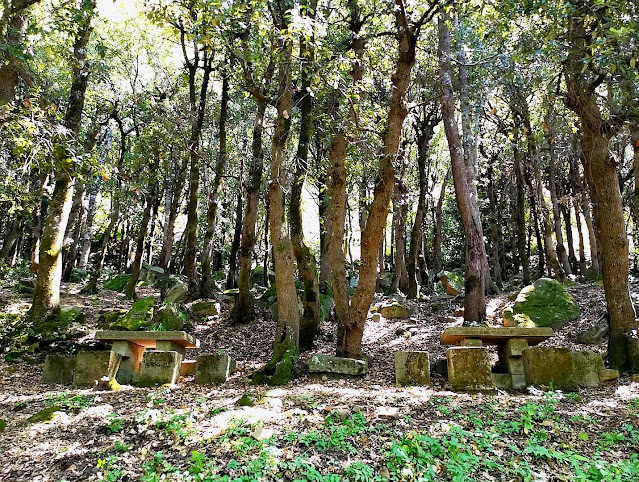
xmin=0 ymin=280 xmax=638 ymax=481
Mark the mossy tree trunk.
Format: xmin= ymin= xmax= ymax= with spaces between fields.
xmin=27 ymin=0 xmax=96 ymax=325
xmin=290 ymin=0 xmax=320 ymax=349
xmin=254 ymin=0 xmax=301 ymax=384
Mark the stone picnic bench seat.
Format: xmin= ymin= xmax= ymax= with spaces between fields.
xmin=441 ymin=326 xmax=554 ymax=390
xmin=95 ymin=330 xmax=200 ymax=386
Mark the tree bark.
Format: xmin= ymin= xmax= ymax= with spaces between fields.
xmin=124 ymin=188 xmax=155 ymax=299
xmin=564 ymin=10 xmax=637 ymax=372
xmin=226 ymin=157 xmax=244 ymax=289
xmin=432 ymin=169 xmax=450 ymax=275
xmin=201 ymin=70 xmax=230 ymax=298
xmin=27 ymin=0 xmax=96 ymax=325
xmin=513 ymin=141 xmax=530 ymax=285
xmin=391 ymin=158 xmax=409 ymax=294
xmin=438 ymin=11 xmax=487 ymax=323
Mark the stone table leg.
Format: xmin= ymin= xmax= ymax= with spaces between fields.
xmin=110 ymin=340 xmax=146 ymax=384
xmin=497 ymin=339 xmax=528 ymax=390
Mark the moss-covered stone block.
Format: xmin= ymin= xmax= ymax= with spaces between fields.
xmin=165 ymin=282 xmax=189 ymax=304
xmin=513 ymin=278 xmax=580 ymax=328
xmin=113 ymin=296 xmax=155 ymax=331
xmin=395 ymin=351 xmax=430 ymax=386
xmin=104 ymin=273 xmax=130 ymax=292
xmin=59 ymin=306 xmax=86 ymax=326
xmin=446 ymin=347 xmax=495 ymax=391
xmin=195 ymin=354 xmax=235 ymax=384
xmin=380 ymin=302 xmax=412 ymax=319
xmin=308 ymin=354 xmax=368 ymax=376
xmin=73 ymin=351 xmax=110 ymax=387
xmin=522 ymin=347 xmax=578 ymax=391
xmin=599 ymin=369 xmax=619 ymax=382
xmin=42 ymin=354 xmax=76 ymax=384
xmin=572 ymin=350 xmax=604 ymax=388
xmin=138 ymin=350 xmax=182 ymax=387
xmin=152 ymin=304 xmax=185 ymax=331
xmin=27 ymin=406 xmax=64 ymax=424
xmin=191 ymin=301 xmax=220 ymax=319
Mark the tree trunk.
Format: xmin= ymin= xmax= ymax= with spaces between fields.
xmin=407 ymin=112 xmax=437 ymax=299
xmin=124 ymin=191 xmax=155 ymax=299
xmin=432 ymin=169 xmax=450 ymax=274
xmin=438 ymin=11 xmax=487 ymax=323
xmin=290 ymin=0 xmax=320 ymax=348
xmin=487 ymin=157 xmax=502 ymax=289
xmin=226 ymin=158 xmax=244 ymax=289
xmin=565 ymin=10 xmax=637 ymax=372
xmin=513 ymin=142 xmax=530 ymax=285
xmin=545 ymin=106 xmax=572 ymax=276
xmin=61 ymin=182 xmax=85 ymax=282
xmin=231 ymin=101 xmax=267 ymax=324
xmin=86 ymin=188 xmax=120 ymax=293
xmin=201 ymin=71 xmax=230 ymax=298
xmin=338 ymin=6 xmax=422 ymax=357
xmin=253 ymin=8 xmax=300 ymax=384
xmin=391 ymin=164 xmax=409 ymax=294
xmin=632 ymin=124 xmax=639 ymax=250
xmin=318 ymin=167 xmax=333 ymax=288
xmin=183 ymin=47 xmax=213 ymax=295
xmin=27 ymin=0 xmax=96 ymax=325
xmin=561 ymin=203 xmax=577 ymax=273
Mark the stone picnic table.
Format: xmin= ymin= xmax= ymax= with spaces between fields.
xmin=95 ymin=330 xmax=200 ymax=385
xmin=441 ymin=326 xmax=554 ymax=390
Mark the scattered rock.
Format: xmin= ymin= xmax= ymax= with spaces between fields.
xmin=599 ymin=369 xmax=619 ymax=382
xmin=152 ymin=304 xmax=185 ymax=331
xmin=251 ymin=427 xmax=274 ymax=440
xmin=165 ymin=282 xmax=189 ymax=304
xmin=631 ymin=374 xmax=639 ymax=383
xmin=308 ymin=354 xmax=368 ymax=376
xmin=371 ymin=313 xmax=382 ymax=322
xmin=26 ymin=406 xmax=65 ymax=424
xmin=380 ymin=302 xmax=412 ymax=319
xmin=103 ymin=273 xmax=130 ymax=293
xmin=440 ymin=271 xmax=463 ymax=296
xmin=575 ymin=321 xmax=608 ymax=344
xmin=59 ymin=306 xmax=86 ymax=326
xmin=191 ymin=301 xmax=220 ymax=318
xmin=375 ymin=407 xmax=400 ymax=420
xmin=512 ymin=278 xmax=580 ymax=328
xmin=113 ymin=296 xmax=155 ymax=331
xmin=237 ymin=393 xmax=258 ymax=407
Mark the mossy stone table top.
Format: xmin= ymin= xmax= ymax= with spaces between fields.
xmin=95 ymin=330 xmax=200 ymax=349
xmin=441 ymin=327 xmax=554 ymax=346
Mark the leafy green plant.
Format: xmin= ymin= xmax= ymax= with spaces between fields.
xmin=97 ymin=455 xmax=125 ymax=481
xmin=46 ymin=393 xmax=93 ymax=411
xmin=113 ymin=441 xmax=130 ymax=453
xmin=344 ymin=461 xmax=381 ymax=482
xmin=106 ymin=414 xmax=124 ymax=434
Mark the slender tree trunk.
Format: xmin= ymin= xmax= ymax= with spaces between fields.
xmin=86 ymin=189 xmax=120 ymax=293
xmin=438 ymin=11 xmax=487 ymax=323
xmin=391 ymin=163 xmax=409 ymax=294
xmin=565 ymin=10 xmax=637 ymax=372
xmin=432 ymin=169 xmax=450 ymax=274
xmin=226 ymin=158 xmax=244 ymax=289
xmin=574 ymin=199 xmax=588 ymax=275
xmin=232 ymin=101 xmax=267 ymax=324
xmin=561 ymin=203 xmax=577 ymax=273
xmin=124 ymin=190 xmax=155 ymax=299
xmin=545 ymin=106 xmax=572 ymax=276
xmin=487 ymin=157 xmax=502 ymax=289
xmin=631 ymin=124 xmax=639 ymax=250
xmin=201 ymin=71 xmax=230 ymax=298
xmin=407 ymin=113 xmax=437 ymax=299
xmin=513 ymin=142 xmax=530 ymax=285
xmin=27 ymin=0 xmax=96 ymax=324
xmin=318 ymin=167 xmax=333 ymax=288
xmin=61 ymin=182 xmax=85 ymax=282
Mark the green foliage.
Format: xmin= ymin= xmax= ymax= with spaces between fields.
xmin=97 ymin=455 xmax=125 ymax=481
xmin=153 ymin=411 xmax=194 ymax=442
xmin=45 ymin=393 xmax=93 ymax=411
xmin=103 ymin=274 xmax=130 ymax=293
xmin=106 ymin=414 xmax=124 ymax=434
xmin=514 ymin=280 xmax=580 ymax=328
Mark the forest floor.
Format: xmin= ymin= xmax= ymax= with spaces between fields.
xmin=0 ymin=279 xmax=638 ymax=481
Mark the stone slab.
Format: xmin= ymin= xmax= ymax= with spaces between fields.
xmin=195 ymin=354 xmax=236 ymax=384
xmin=522 ymin=347 xmax=578 ymax=391
xmin=308 ymin=354 xmax=368 ymax=376
xmin=73 ymin=351 xmax=111 ymax=387
xmin=95 ymin=330 xmax=199 ymax=349
xmin=446 ymin=347 xmax=495 ymax=391
xmin=441 ymin=327 xmax=554 ymax=346
xmin=599 ymin=369 xmax=619 ymax=382
xmin=394 ymin=351 xmax=430 ymax=386
xmin=42 ymin=355 xmax=76 ymax=384
xmin=138 ymin=351 xmax=183 ymax=386
xmin=572 ymin=350 xmax=604 ymax=388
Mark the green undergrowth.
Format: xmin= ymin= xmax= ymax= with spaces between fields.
xmin=91 ymin=391 xmax=639 ymax=481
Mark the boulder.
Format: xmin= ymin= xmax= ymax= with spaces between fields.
xmin=152 ymin=304 xmax=185 ymax=331
xmin=395 ymin=351 xmax=430 ymax=386
xmin=113 ymin=296 xmax=155 ymax=331
xmin=502 ymin=306 xmax=536 ymax=328
xmin=512 ymin=278 xmax=580 ymax=328
xmin=522 ymin=347 xmax=578 ymax=391
xmin=308 ymin=354 xmax=368 ymax=376
xmin=42 ymin=355 xmax=77 ymax=384
xmin=97 ymin=310 xmax=127 ymax=329
xmin=165 ymin=282 xmax=189 ymax=304
xmin=319 ymin=294 xmax=334 ymax=324
xmin=195 ymin=354 xmax=236 ymax=384
xmin=572 ymin=350 xmax=604 ymax=388
xmin=446 ymin=347 xmax=495 ymax=391
xmin=104 ymin=273 xmax=130 ymax=293
xmin=191 ymin=301 xmax=220 ymax=319
xmin=59 ymin=306 xmax=86 ymax=326
xmin=380 ymin=302 xmax=412 ymax=319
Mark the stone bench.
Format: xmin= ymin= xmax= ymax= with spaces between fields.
xmin=95 ymin=330 xmax=200 ymax=385
xmin=441 ymin=327 xmax=554 ymax=390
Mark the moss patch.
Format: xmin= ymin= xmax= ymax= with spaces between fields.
xmin=513 ymin=279 xmax=580 ymax=328
xmin=27 ymin=406 xmax=64 ymax=424
xmin=104 ymin=273 xmax=130 ymax=292
xmin=113 ymin=296 xmax=155 ymax=331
